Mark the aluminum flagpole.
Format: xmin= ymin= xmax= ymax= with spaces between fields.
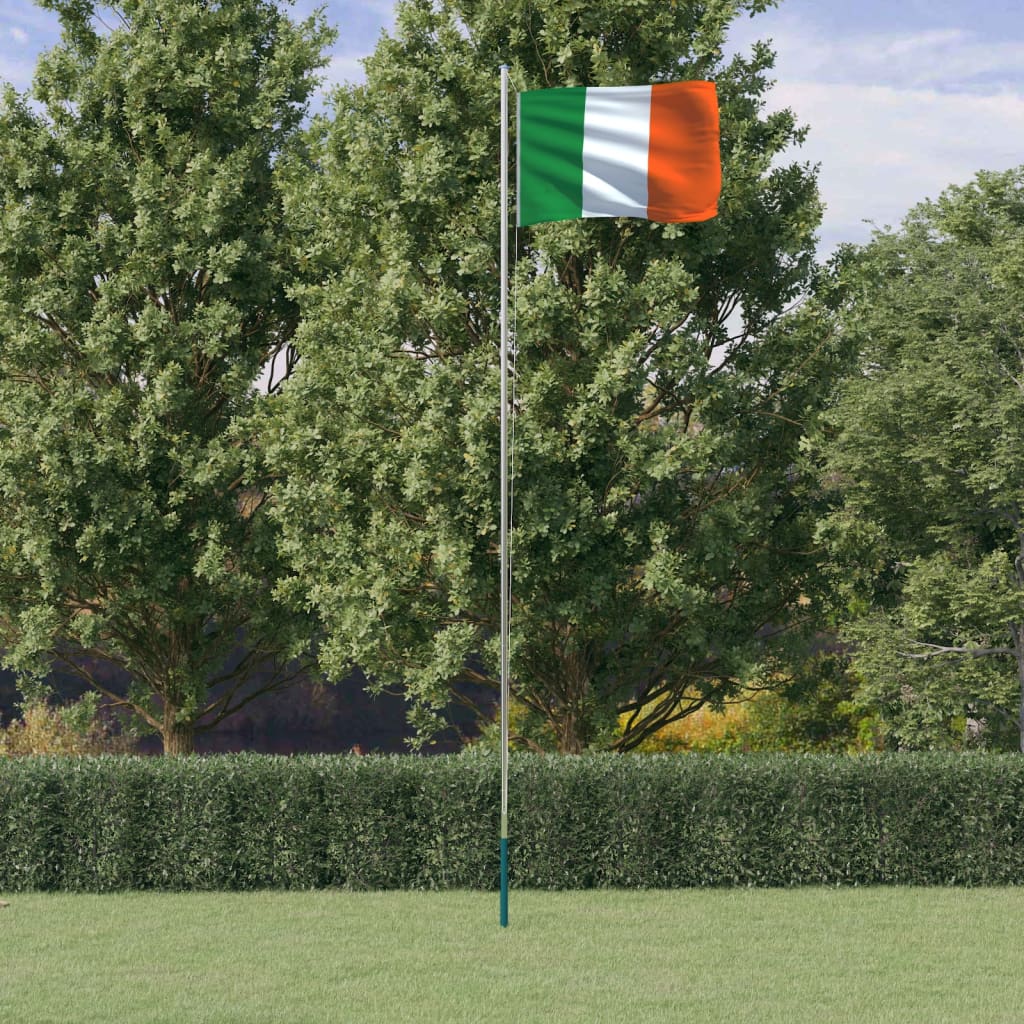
xmin=499 ymin=62 xmax=510 ymax=930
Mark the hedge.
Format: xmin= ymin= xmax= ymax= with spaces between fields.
xmin=2 ymin=751 xmax=1024 ymax=891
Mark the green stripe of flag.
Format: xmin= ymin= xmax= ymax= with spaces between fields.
xmin=517 ymin=87 xmax=587 ymax=226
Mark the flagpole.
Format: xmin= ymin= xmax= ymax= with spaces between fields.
xmin=499 ymin=62 xmax=510 ymax=930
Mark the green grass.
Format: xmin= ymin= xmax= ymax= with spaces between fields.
xmin=2 ymin=888 xmax=1022 ymax=1023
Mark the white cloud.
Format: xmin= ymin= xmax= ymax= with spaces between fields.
xmin=304 ymin=53 xmax=370 ymax=115
xmin=879 ymin=28 xmax=964 ymax=58
xmin=774 ymin=82 xmax=1024 ymax=251
xmin=738 ymin=21 xmax=1024 ymax=92
xmin=0 ymin=4 xmax=61 ymax=90
xmin=726 ymin=17 xmax=1024 ymax=252
xmin=0 ymin=53 xmax=34 ymax=91
xmin=323 ymin=53 xmax=367 ymax=88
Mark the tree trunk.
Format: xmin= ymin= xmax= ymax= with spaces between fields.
xmin=557 ymin=710 xmax=585 ymax=754
xmin=162 ymin=716 xmax=195 ymax=756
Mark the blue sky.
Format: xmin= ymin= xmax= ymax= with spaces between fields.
xmin=2 ymin=0 xmax=1023 ymax=255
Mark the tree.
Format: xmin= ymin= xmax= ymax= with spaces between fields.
xmin=0 ymin=0 xmax=332 ymax=753
xmin=818 ymin=167 xmax=1024 ymax=751
xmin=269 ymin=0 xmax=838 ymax=752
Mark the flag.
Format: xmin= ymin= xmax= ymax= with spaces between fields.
xmin=517 ymin=81 xmax=720 ymax=227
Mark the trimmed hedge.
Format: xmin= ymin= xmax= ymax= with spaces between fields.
xmin=2 ymin=751 xmax=1024 ymax=891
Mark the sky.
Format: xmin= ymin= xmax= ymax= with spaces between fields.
xmin=1 ymin=0 xmax=1023 ymax=256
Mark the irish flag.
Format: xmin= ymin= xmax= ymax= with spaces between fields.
xmin=517 ymin=82 xmax=720 ymax=227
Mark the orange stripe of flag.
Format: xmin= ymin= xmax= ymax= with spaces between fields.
xmin=647 ymin=81 xmax=721 ymax=223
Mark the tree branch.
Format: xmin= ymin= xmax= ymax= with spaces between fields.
xmin=899 ymin=641 xmax=1015 ymax=660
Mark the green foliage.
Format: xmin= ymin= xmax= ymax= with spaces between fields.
xmin=817 ymin=167 xmax=1024 ymax=750
xmin=737 ymin=656 xmax=885 ymax=753
xmin=0 ymin=0 xmax=333 ymax=751
xmin=473 ymin=696 xmax=562 ymax=752
xmin=4 ymin=751 xmax=1024 ymax=890
xmin=269 ymin=0 xmax=840 ymax=753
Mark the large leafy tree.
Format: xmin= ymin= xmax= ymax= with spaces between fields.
xmin=818 ymin=167 xmax=1024 ymax=751
xmin=0 ymin=0 xmax=332 ymax=753
xmin=270 ymin=0 xmax=838 ymax=752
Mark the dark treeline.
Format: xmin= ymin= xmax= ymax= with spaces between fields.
xmin=0 ymin=661 xmax=487 ymax=754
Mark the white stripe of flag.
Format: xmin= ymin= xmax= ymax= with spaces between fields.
xmin=581 ymin=86 xmax=652 ymax=219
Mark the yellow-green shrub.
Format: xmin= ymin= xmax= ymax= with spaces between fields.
xmin=625 ymin=699 xmax=751 ymax=752
xmin=625 ymin=667 xmax=884 ymax=754
xmin=0 ymin=697 xmax=134 ymax=756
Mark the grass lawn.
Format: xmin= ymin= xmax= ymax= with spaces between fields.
xmin=1 ymin=887 xmax=1021 ymax=1023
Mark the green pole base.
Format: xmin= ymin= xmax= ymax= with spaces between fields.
xmin=500 ymin=837 xmax=509 ymax=927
